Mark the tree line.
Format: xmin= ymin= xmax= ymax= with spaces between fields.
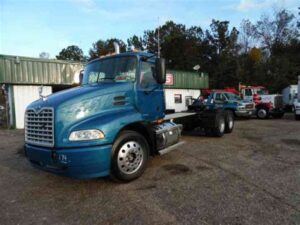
xmin=55 ymin=8 xmax=300 ymax=92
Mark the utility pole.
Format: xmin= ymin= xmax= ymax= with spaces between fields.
xmin=157 ymin=17 xmax=160 ymax=58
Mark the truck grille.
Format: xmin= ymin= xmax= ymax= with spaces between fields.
xmin=274 ymin=96 xmax=283 ymax=109
xmin=25 ymin=107 xmax=54 ymax=147
xmin=245 ymin=103 xmax=254 ymax=109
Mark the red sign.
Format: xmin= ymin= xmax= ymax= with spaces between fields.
xmin=165 ymin=73 xmax=174 ymax=85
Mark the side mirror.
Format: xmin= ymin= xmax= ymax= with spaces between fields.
xmin=79 ymin=70 xmax=84 ymax=85
xmin=155 ymin=58 xmax=166 ymax=84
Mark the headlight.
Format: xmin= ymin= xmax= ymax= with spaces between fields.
xmin=69 ymin=129 xmax=105 ymax=141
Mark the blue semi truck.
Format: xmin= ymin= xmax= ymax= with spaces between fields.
xmin=24 ymin=47 xmax=234 ymax=181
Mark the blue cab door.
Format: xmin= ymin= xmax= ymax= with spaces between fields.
xmin=136 ymin=60 xmax=165 ymax=121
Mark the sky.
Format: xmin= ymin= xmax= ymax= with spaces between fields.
xmin=0 ymin=0 xmax=298 ymax=58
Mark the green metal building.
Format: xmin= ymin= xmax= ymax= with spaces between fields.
xmin=0 ymin=54 xmax=208 ymax=128
xmin=0 ymin=54 xmax=84 ymax=128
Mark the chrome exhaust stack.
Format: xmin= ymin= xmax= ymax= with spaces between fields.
xmin=113 ymin=42 xmax=120 ymax=54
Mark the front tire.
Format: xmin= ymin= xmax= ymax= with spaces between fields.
xmin=295 ymin=113 xmax=300 ymax=120
xmin=111 ymin=130 xmax=149 ymax=182
xmin=256 ymin=108 xmax=269 ymax=119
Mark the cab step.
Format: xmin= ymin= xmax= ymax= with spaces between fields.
xmin=158 ymin=141 xmax=185 ymax=155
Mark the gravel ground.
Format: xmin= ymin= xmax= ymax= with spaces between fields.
xmin=0 ymin=115 xmax=299 ymax=225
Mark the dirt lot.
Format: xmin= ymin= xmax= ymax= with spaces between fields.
xmin=0 ymin=115 xmax=299 ymax=225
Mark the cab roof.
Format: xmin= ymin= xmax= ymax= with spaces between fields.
xmin=88 ymin=51 xmax=155 ymax=64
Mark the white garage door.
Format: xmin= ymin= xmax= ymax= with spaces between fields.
xmin=13 ymin=85 xmax=52 ymax=129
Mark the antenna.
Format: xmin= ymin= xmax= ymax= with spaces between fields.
xmin=157 ymin=17 xmax=160 ymax=58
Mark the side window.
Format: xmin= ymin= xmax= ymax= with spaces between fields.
xmin=215 ymin=93 xmax=222 ymax=101
xmin=245 ymin=89 xmax=252 ymax=96
xmin=221 ymin=94 xmax=227 ymax=101
xmin=140 ymin=61 xmax=156 ymax=88
xmin=185 ymin=96 xmax=192 ymax=107
xmin=174 ymin=94 xmax=182 ymax=104
xmin=215 ymin=93 xmax=226 ymax=102
xmin=88 ymin=72 xmax=100 ymax=83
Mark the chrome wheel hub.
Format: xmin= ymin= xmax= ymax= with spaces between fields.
xmin=117 ymin=141 xmax=143 ymax=174
xmin=258 ymin=109 xmax=267 ymax=118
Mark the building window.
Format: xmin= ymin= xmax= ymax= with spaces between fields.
xmin=174 ymin=94 xmax=182 ymax=104
xmin=185 ymin=96 xmax=192 ymax=107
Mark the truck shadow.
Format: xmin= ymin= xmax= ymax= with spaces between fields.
xmin=182 ymin=130 xmax=206 ymax=137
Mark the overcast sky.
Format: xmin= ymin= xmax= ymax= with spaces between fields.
xmin=0 ymin=0 xmax=298 ymax=58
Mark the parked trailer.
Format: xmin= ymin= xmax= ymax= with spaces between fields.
xmin=282 ymin=85 xmax=298 ymax=111
xmin=294 ymin=75 xmax=300 ymax=120
xmin=24 ymin=49 xmax=234 ymax=181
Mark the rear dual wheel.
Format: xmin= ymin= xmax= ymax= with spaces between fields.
xmin=205 ymin=113 xmax=225 ymax=137
xmin=225 ymin=110 xmax=234 ymax=133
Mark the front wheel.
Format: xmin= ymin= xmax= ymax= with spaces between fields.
xmin=295 ymin=113 xmax=300 ymax=120
xmin=256 ymin=108 xmax=269 ymax=119
xmin=111 ymin=130 xmax=149 ymax=182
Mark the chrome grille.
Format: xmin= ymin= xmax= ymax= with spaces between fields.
xmin=274 ymin=95 xmax=283 ymax=109
xmin=25 ymin=107 xmax=54 ymax=147
xmin=245 ymin=103 xmax=254 ymax=109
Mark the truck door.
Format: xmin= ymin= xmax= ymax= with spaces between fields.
xmin=137 ymin=60 xmax=165 ymax=121
xmin=213 ymin=93 xmax=226 ymax=109
xmin=243 ymin=88 xmax=253 ymax=102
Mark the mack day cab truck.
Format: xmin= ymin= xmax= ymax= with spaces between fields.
xmin=24 ymin=47 xmax=234 ymax=181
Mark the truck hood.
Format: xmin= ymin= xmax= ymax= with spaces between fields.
xmin=27 ymin=82 xmax=133 ymax=110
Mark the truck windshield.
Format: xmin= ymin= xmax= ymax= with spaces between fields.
xmin=224 ymin=93 xmax=241 ymax=100
xmin=256 ymin=88 xmax=268 ymax=95
xmin=82 ymin=56 xmax=137 ymax=84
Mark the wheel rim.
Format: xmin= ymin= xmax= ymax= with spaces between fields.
xmin=258 ymin=109 xmax=267 ymax=118
xmin=117 ymin=141 xmax=144 ymax=174
xmin=219 ymin=118 xmax=225 ymax=133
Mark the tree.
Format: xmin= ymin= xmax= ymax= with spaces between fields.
xmin=82 ymin=9 xmax=299 ymax=92
xmin=127 ymin=35 xmax=144 ymax=50
xmin=89 ymin=38 xmax=126 ymax=60
xmin=239 ymin=19 xmax=256 ymax=53
xmin=255 ymin=9 xmax=298 ymax=53
xmin=39 ymin=52 xmax=50 ymax=59
xmin=56 ymin=45 xmax=84 ymax=61
xmin=204 ymin=20 xmax=240 ymax=88
xmin=143 ymin=21 xmax=205 ymax=70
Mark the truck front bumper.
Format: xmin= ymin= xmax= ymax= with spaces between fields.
xmin=25 ymin=144 xmax=112 ymax=179
xmin=235 ymin=109 xmax=254 ymax=117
